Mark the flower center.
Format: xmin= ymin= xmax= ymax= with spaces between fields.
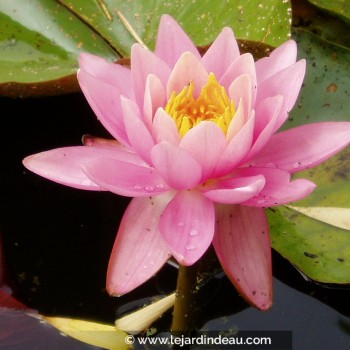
xmin=165 ymin=73 xmax=236 ymax=137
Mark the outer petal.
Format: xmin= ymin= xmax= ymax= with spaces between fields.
xmin=236 ymin=167 xmax=316 ymax=207
xmin=78 ymin=53 xmax=133 ymax=97
xmin=202 ymin=27 xmax=240 ymax=79
xmin=107 ymin=196 xmax=172 ymax=295
xmin=159 ymin=190 xmax=215 ymax=266
xmin=202 ymin=175 xmax=265 ymax=204
xmin=131 ymin=44 xmax=171 ymax=107
xmin=180 ymin=121 xmax=226 ymax=180
xmin=121 ymin=96 xmax=155 ymax=164
xmin=155 ymin=14 xmax=201 ymax=68
xmin=151 ymin=142 xmax=202 ymax=190
xmin=22 ymin=146 xmax=143 ymax=190
xmin=213 ymin=205 xmax=272 ymax=310
xmin=255 ymin=40 xmax=297 ymax=84
xmin=167 ymin=52 xmax=208 ymax=98
xmin=77 ymin=69 xmax=130 ymax=145
xmin=251 ymin=122 xmax=350 ymax=172
xmin=82 ymin=158 xmax=169 ymax=197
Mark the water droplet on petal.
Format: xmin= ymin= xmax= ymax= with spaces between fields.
xmin=156 ymin=183 xmax=165 ymax=189
xmin=293 ymin=161 xmax=302 ymax=169
xmin=185 ymin=244 xmax=195 ymax=251
xmin=134 ymin=185 xmax=142 ymax=190
xmin=145 ymin=185 xmax=154 ymax=191
xmin=189 ymin=229 xmax=199 ymax=236
xmin=177 ymin=222 xmax=185 ymax=227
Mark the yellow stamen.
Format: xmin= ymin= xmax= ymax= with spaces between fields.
xmin=165 ymin=73 xmax=236 ymax=137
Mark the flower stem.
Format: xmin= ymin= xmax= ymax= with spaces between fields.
xmin=171 ymin=262 xmax=200 ymax=336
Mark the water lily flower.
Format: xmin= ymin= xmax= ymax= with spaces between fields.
xmin=23 ymin=15 xmax=350 ymax=310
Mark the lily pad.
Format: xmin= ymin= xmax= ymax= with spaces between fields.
xmin=1 ymin=0 xmax=291 ymax=97
xmin=308 ymin=0 xmax=350 ymax=22
xmin=58 ymin=0 xmax=291 ymax=56
xmin=283 ymin=29 xmax=350 ymax=130
xmin=0 ymin=0 xmax=117 ymax=97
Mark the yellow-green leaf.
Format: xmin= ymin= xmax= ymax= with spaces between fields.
xmin=44 ymin=316 xmax=131 ymax=350
xmin=287 ymin=206 xmax=350 ymax=231
xmin=115 ymin=293 xmax=175 ymax=334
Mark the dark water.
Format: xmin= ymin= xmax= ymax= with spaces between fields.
xmin=1 ymin=93 xmax=350 ymax=349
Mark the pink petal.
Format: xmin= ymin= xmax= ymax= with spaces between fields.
xmin=78 ymin=53 xmax=133 ymax=98
xmin=77 ymin=69 xmax=130 ymax=145
xmin=215 ymin=111 xmax=255 ymax=177
xmin=255 ymin=40 xmax=297 ymax=84
xmin=121 ymin=96 xmax=155 ymax=164
xmin=226 ymin=97 xmax=245 ymax=141
xmin=245 ymin=95 xmax=284 ymax=160
xmin=256 ymin=60 xmax=306 ymax=127
xmin=152 ymin=108 xmax=180 ymax=144
xmin=251 ymin=122 xmax=350 ymax=172
xmin=236 ymin=167 xmax=316 ymax=207
xmin=167 ymin=52 xmax=208 ymax=98
xmin=202 ymin=27 xmax=240 ymax=79
xmin=213 ymin=205 xmax=272 ymax=310
xmin=107 ymin=196 xmax=172 ymax=295
xmin=131 ymin=44 xmax=171 ymax=107
xmin=82 ymin=158 xmax=169 ymax=196
xmin=180 ymin=122 xmax=226 ymax=180
xmin=159 ymin=190 xmax=215 ymax=266
xmin=143 ymin=74 xmax=166 ymax=130
xmin=222 ymin=54 xmax=257 ymax=105
xmin=155 ymin=14 xmax=201 ymax=68
xmin=22 ymin=146 xmax=143 ymax=190
xmin=151 ymin=142 xmax=202 ymax=190
xmin=228 ymin=74 xmax=253 ymax=123
xmin=253 ymin=95 xmax=284 ymax=139
xmin=202 ymin=175 xmax=265 ymax=204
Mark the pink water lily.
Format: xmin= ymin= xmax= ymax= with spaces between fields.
xmin=23 ymin=15 xmax=350 ymax=310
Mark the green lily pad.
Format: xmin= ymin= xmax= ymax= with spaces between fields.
xmin=269 ymin=206 xmax=350 ymax=284
xmin=59 ymin=0 xmax=291 ymax=57
xmin=282 ymin=29 xmax=350 ymax=130
xmin=0 ymin=0 xmax=117 ymax=97
xmin=269 ymin=29 xmax=350 ymax=284
xmin=1 ymin=0 xmax=291 ymax=97
xmin=308 ymin=0 xmax=350 ymax=22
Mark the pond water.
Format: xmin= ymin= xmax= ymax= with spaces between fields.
xmin=1 ymin=93 xmax=350 ymax=349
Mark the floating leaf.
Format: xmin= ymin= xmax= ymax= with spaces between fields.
xmin=308 ymin=0 xmax=350 ymax=22
xmin=1 ymin=0 xmax=291 ymax=97
xmin=0 ymin=0 xmax=117 ymax=97
xmin=282 ymin=29 xmax=350 ymax=130
xmin=292 ymin=0 xmax=350 ymax=50
xmin=287 ymin=206 xmax=350 ymax=231
xmin=44 ymin=316 xmax=131 ymax=350
xmin=115 ymin=293 xmax=175 ymax=334
xmin=59 ymin=0 xmax=291 ymax=57
xmin=270 ymin=147 xmax=350 ymax=284
xmin=269 ymin=206 xmax=350 ymax=284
